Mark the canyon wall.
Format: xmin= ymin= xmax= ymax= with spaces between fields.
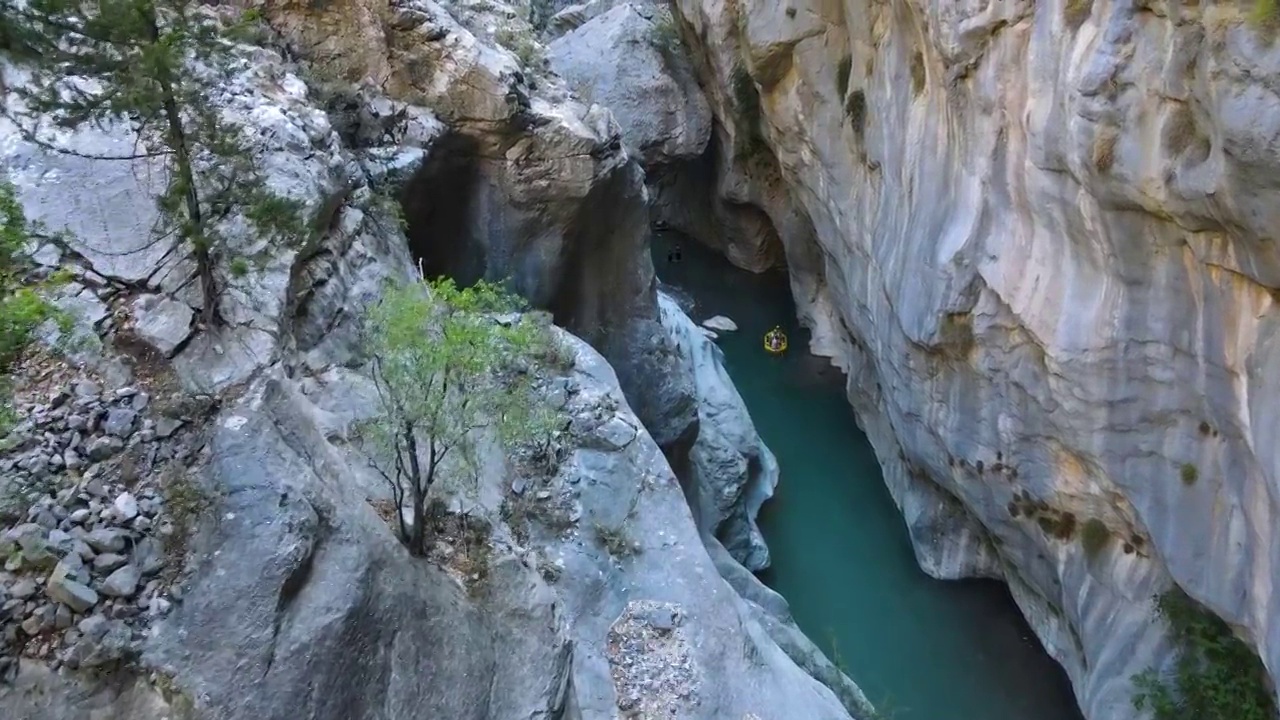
xmin=672 ymin=0 xmax=1280 ymax=717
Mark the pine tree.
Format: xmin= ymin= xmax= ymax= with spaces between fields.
xmin=0 ymin=0 xmax=305 ymax=327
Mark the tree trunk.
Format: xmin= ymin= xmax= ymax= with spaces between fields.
xmin=404 ymin=423 xmax=426 ymax=556
xmin=144 ymin=8 xmax=219 ymax=327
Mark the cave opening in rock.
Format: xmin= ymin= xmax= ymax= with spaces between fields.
xmin=648 ymin=131 xmax=788 ymax=273
xmin=397 ymin=131 xmax=486 ymax=286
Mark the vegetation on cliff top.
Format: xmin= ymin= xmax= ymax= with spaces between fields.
xmin=0 ymin=179 xmax=54 ymax=432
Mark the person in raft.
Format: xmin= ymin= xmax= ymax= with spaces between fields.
xmin=765 ymin=326 xmax=786 ymax=353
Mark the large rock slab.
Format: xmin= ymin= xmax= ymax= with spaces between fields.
xmin=142 ymin=378 xmax=573 ymax=720
xmin=549 ymin=3 xmax=713 ymax=165
xmin=658 ymin=292 xmax=775 ymax=570
xmin=123 ymin=338 xmax=861 ymax=720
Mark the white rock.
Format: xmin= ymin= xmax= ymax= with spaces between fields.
xmin=130 ymin=295 xmax=194 ymax=358
xmin=700 ymin=315 xmax=737 ymax=332
xmin=548 ymin=4 xmax=712 ymax=165
xmin=112 ymin=492 xmax=139 ymax=521
xmin=100 ymin=564 xmax=141 ymax=598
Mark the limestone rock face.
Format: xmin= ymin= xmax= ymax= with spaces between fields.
xmin=0 ymin=2 xmax=866 ymax=716
xmin=548 ymin=3 xmax=713 ymax=165
xmin=673 ymin=1 xmax=1280 ymax=718
xmin=260 ymin=0 xmax=696 ymax=448
xmin=659 ymin=292 xmax=775 ymax=570
xmin=0 ymin=344 xmax=863 ymax=719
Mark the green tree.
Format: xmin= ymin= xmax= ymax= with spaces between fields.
xmin=0 ymin=177 xmax=53 ymax=431
xmin=0 ymin=0 xmax=304 ymax=327
xmin=363 ymin=277 xmax=565 ymax=556
xmin=1132 ymin=588 xmax=1276 ymax=720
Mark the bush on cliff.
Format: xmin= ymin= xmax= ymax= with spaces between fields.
xmin=1132 ymin=587 xmax=1276 ymax=720
xmin=362 ymin=276 xmax=564 ymax=556
xmin=0 ymin=178 xmax=52 ymax=432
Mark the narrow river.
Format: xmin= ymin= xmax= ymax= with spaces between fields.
xmin=653 ymin=233 xmax=1084 ymax=720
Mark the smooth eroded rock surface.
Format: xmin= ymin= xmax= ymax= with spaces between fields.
xmin=673 ymin=1 xmax=1280 ymax=718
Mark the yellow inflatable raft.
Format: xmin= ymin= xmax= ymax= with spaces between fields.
xmin=764 ymin=328 xmax=788 ymax=355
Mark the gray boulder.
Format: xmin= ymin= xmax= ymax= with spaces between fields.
xmin=99 ymin=564 xmax=141 ymax=598
xmin=130 ymin=295 xmax=194 ymax=357
xmin=549 ymin=3 xmax=712 ymax=165
xmin=46 ymin=575 xmax=99 ymax=614
xmin=659 ymin=292 xmax=776 ymax=570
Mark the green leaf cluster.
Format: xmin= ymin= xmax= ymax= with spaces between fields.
xmin=0 ymin=178 xmax=53 ymax=432
xmin=0 ymin=0 xmax=305 ymax=325
xmin=1133 ymin=588 xmax=1276 ymax=720
xmin=364 ymin=277 xmax=567 ymax=555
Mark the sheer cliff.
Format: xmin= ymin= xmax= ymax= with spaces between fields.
xmin=671 ymin=1 xmax=1280 ymax=717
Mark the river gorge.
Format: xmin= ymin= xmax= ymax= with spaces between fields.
xmin=0 ymin=0 xmax=1277 ymax=719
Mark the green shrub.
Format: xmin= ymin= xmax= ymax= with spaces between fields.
xmin=1180 ymin=463 xmax=1198 ymax=486
xmin=1252 ymin=0 xmax=1280 ymax=27
xmin=496 ymin=25 xmax=544 ymax=70
xmin=0 ymin=287 xmax=51 ymax=368
xmin=1080 ymin=518 xmax=1110 ymax=559
xmin=1132 ymin=588 xmax=1277 ymax=720
xmin=0 ymin=178 xmax=53 ymax=433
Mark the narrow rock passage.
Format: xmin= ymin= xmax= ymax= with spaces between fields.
xmin=653 ymin=232 xmax=1084 ymax=720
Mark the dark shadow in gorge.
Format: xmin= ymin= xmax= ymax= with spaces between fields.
xmin=395 ymin=133 xmax=697 ymax=465
xmin=396 ymin=131 xmax=486 ymax=287
xmin=646 ymin=127 xmax=787 ymax=274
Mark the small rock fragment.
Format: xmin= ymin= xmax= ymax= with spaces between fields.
xmin=93 ymin=553 xmax=128 ymax=573
xmin=85 ymin=528 xmax=125 ymax=553
xmin=9 ymin=578 xmax=37 ymax=599
xmin=46 ymin=576 xmax=99 ymax=613
xmin=86 ymin=436 xmax=124 ymax=461
xmin=102 ymin=408 xmax=138 ymax=438
xmin=100 ymin=564 xmax=141 ymax=597
xmin=112 ymin=493 xmax=139 ymax=521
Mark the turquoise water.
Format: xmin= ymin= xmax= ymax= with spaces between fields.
xmin=653 ymin=233 xmax=1083 ymax=720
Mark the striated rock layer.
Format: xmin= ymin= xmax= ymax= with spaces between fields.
xmin=672 ymin=0 xmax=1280 ymax=718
